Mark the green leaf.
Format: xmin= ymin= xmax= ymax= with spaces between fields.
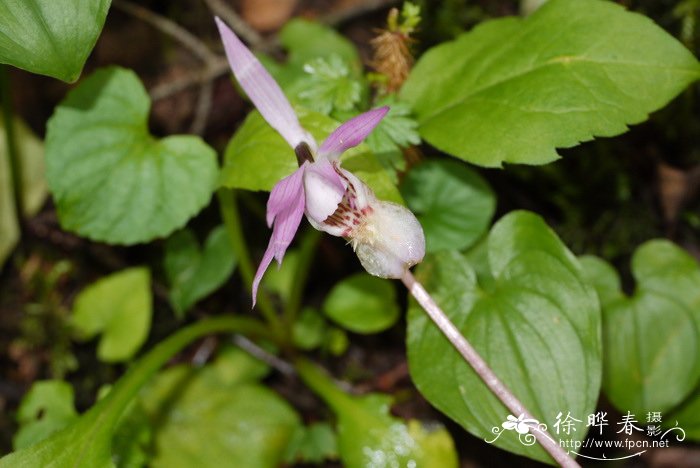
xmin=257 ymin=19 xmax=363 ymax=110
xmin=258 ymin=21 xmax=363 ymax=113
xmin=292 ymin=307 xmax=327 ymax=351
xmin=221 ymin=107 xmax=402 ymax=204
xmin=401 ymin=159 xmax=495 ymax=252
xmin=0 ymin=115 xmax=47 ymax=267
xmin=164 ymin=226 xmax=237 ymax=317
xmin=111 ymin=400 xmax=152 ymax=468
xmin=296 ymin=360 xmax=458 ymax=468
xmin=336 ymin=395 xmax=458 ymax=468
xmin=667 ymin=387 xmax=700 ymax=441
xmin=0 ymin=142 xmax=18 ymax=267
xmin=0 ymin=0 xmax=111 ymax=82
xmin=0 ymin=317 xmax=261 ymax=468
xmin=365 ymin=95 xmax=420 ymax=181
xmin=141 ymin=347 xmax=300 ymax=468
xmin=578 ymin=255 xmax=621 ymax=305
xmin=257 ymin=53 xmax=300 ymax=91
xmin=406 ymin=211 xmax=601 ymax=463
xmin=293 ymin=55 xmax=363 ymax=114
xmin=323 ymin=273 xmax=399 ymax=334
xmin=342 ymin=146 xmax=404 ymax=206
xmin=71 ymin=267 xmax=152 ymax=362
xmin=221 ymin=109 xmax=296 ymax=192
xmin=46 ymin=67 xmax=219 ymax=244
xmin=366 ymin=96 xmax=421 ymax=152
xmin=13 ymin=118 xmax=47 ymax=216
xmin=581 ymin=240 xmax=700 ymax=416
xmin=279 ymin=19 xmax=360 ymax=68
xmin=13 ymin=381 xmax=79 ymax=450
xmin=324 ymin=327 xmax=349 ymax=356
xmin=284 ymin=422 xmax=338 ymax=465
xmin=262 ymin=249 xmax=300 ymax=302
xmin=401 ymin=0 xmax=700 ymax=167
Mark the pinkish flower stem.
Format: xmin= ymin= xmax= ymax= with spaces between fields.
xmin=401 ymin=271 xmax=581 ymax=468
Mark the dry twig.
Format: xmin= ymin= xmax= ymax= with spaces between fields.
xmin=113 ymin=0 xmax=216 ymax=61
xmin=202 ymin=0 xmax=264 ymax=48
xmin=113 ymin=0 xmax=217 ymax=134
xmin=232 ymin=335 xmax=295 ymax=376
xmin=190 ymin=80 xmax=214 ymax=134
xmin=150 ymin=59 xmax=229 ymax=100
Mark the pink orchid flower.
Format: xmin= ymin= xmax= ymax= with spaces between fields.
xmin=216 ymin=17 xmax=425 ymax=305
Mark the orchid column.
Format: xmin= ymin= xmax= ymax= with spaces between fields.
xmin=215 ymin=17 xmax=579 ymax=468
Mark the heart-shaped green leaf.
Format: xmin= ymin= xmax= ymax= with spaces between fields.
xmin=140 ymin=347 xmax=301 ymax=468
xmin=401 ymin=159 xmax=495 ymax=252
xmin=71 ymin=267 xmax=152 ymax=362
xmin=46 ymin=67 xmax=219 ymax=244
xmin=401 ymin=0 xmax=700 ymax=167
xmin=0 ymin=0 xmax=111 ymax=82
xmin=13 ymin=381 xmax=79 ymax=450
xmin=323 ymin=273 xmax=399 ymax=334
xmin=221 ymin=107 xmax=402 ymax=204
xmin=164 ymin=226 xmax=237 ymax=317
xmin=407 ymin=211 xmax=601 ymax=463
xmin=580 ymin=240 xmax=700 ymax=416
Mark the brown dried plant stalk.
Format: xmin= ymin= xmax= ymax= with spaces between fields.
xmin=370 ymin=8 xmax=415 ymax=93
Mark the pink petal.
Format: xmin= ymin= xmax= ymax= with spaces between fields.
xmin=252 ymin=166 xmax=306 ymax=305
xmin=336 ymin=167 xmax=374 ymax=211
xmin=267 ymin=162 xmax=309 ymax=227
xmin=305 ymin=166 xmax=374 ymax=237
xmin=318 ymin=106 xmax=390 ymax=159
xmin=303 ymin=158 xmax=347 ymax=224
xmin=215 ymin=17 xmax=315 ymax=150
xmin=251 ymin=246 xmax=275 ymax=308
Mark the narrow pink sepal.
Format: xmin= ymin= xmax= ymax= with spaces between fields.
xmin=215 ymin=17 xmax=313 ymax=149
xmin=303 ymin=158 xmax=347 ymax=224
xmin=318 ymin=106 xmax=390 ymax=159
xmin=251 ymin=246 xmax=274 ymax=308
xmin=252 ymin=166 xmax=306 ymax=306
xmin=266 ymin=163 xmax=309 ymax=227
